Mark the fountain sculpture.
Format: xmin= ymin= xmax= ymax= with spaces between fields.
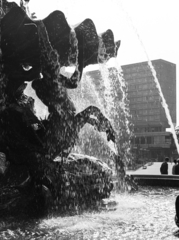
xmin=0 ymin=0 xmax=132 ymax=218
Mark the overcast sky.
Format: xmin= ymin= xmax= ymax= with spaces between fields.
xmin=15 ymin=0 xmax=179 ymax=124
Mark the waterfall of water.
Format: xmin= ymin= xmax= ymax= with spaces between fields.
xmin=110 ymin=62 xmax=134 ymax=162
xmin=98 ymin=64 xmax=115 ymax=122
xmin=98 ymin=63 xmax=133 ymax=160
xmin=96 ymin=51 xmax=134 ymax=190
xmin=68 ymin=72 xmax=117 ymax=162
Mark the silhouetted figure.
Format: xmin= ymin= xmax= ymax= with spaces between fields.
xmin=175 ymin=159 xmax=179 ymax=175
xmin=172 ymin=159 xmax=177 ymax=175
xmin=160 ymin=157 xmax=169 ymax=174
xmin=175 ymin=195 xmax=179 ymax=227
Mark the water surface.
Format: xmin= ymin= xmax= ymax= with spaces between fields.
xmin=1 ymin=187 xmax=179 ymax=240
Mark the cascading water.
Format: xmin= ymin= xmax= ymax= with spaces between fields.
xmin=68 ymin=62 xmax=133 ymax=190
xmin=83 ymin=37 xmax=134 ymax=190
xmin=97 ymin=63 xmax=134 ymax=190
xmin=109 ymin=63 xmax=134 ymax=162
xmin=68 ymin=72 xmax=117 ymax=167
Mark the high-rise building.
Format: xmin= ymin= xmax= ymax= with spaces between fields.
xmin=122 ymin=59 xmax=176 ymax=129
xmin=123 ymin=59 xmax=176 ymax=161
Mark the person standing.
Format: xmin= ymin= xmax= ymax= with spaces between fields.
xmin=160 ymin=157 xmax=169 ymax=174
xmin=172 ymin=159 xmax=177 ymax=175
xmin=175 ymin=159 xmax=179 ymax=175
xmin=175 ymin=195 xmax=179 ymax=227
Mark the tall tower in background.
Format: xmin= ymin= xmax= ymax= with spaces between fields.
xmin=122 ymin=59 xmax=176 ymax=130
xmin=122 ymin=59 xmax=176 ymax=161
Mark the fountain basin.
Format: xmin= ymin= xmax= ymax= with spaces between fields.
xmin=128 ymin=162 xmax=179 ymax=187
xmin=129 ymin=174 xmax=179 ymax=187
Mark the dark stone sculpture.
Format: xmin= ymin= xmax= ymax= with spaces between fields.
xmin=0 ymin=0 xmax=122 ymax=218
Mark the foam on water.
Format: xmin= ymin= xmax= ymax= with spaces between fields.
xmin=36 ymin=188 xmax=178 ymax=240
xmin=1 ymin=188 xmax=178 ymax=239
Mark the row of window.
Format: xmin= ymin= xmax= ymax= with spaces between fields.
xmin=128 ymin=89 xmax=158 ymax=97
xmin=128 ymin=82 xmax=156 ymax=91
xmin=131 ymin=108 xmax=160 ymax=115
xmin=132 ymin=135 xmax=171 ymax=144
xmin=122 ymin=65 xmax=149 ymax=73
xmin=127 ymin=77 xmax=154 ymax=84
xmin=133 ymin=115 xmax=160 ymax=121
xmin=134 ymin=126 xmax=162 ymax=133
xmin=122 ymin=63 xmax=160 ymax=74
xmin=128 ymin=95 xmax=160 ymax=102
xmin=124 ymin=71 xmax=153 ymax=80
xmin=130 ymin=102 xmax=161 ymax=109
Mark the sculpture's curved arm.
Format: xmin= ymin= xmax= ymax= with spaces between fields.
xmin=75 ymin=106 xmax=115 ymax=142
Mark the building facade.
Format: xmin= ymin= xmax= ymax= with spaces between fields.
xmin=121 ymin=59 xmax=176 ymax=161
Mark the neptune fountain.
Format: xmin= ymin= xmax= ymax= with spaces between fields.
xmin=1 ymin=2 xmax=179 ymax=240
xmin=0 ymin=0 xmax=132 ymax=218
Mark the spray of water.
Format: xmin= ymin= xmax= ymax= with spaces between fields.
xmin=95 ymin=39 xmax=135 ymax=191
xmin=98 ymin=65 xmax=114 ymax=120
xmin=97 ymin=38 xmax=115 ymax=122
xmin=98 ymin=37 xmax=133 ymax=162
xmin=118 ymin=0 xmax=179 ymax=155
xmin=89 ymin=66 xmax=118 ymax=156
xmin=113 ymin=62 xmax=133 ymax=136
xmin=97 ymin=63 xmax=132 ymax=162
xmin=68 ymin=72 xmax=118 ymax=158
xmin=110 ymin=63 xmax=134 ymax=162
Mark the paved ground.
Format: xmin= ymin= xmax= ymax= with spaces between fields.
xmin=128 ymin=162 xmax=175 ymax=175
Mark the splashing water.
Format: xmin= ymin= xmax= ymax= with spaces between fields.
xmin=98 ymin=63 xmax=133 ymax=163
xmin=68 ymin=72 xmax=105 ymax=114
xmin=111 ymin=62 xmax=134 ymax=160
xmin=97 ymin=38 xmax=132 ymax=153
xmin=68 ymin=72 xmax=118 ymax=157
xmin=99 ymin=64 xmax=114 ymax=121
xmin=97 ymin=41 xmax=133 ymax=165
xmin=118 ymin=0 xmax=179 ymax=155
xmin=1 ymin=187 xmax=178 ymax=239
xmin=97 ymin=38 xmax=115 ymax=122
xmin=113 ymin=62 xmax=133 ymax=137
xmin=97 ymin=33 xmax=134 ymax=165
xmin=91 ymin=65 xmax=118 ymax=155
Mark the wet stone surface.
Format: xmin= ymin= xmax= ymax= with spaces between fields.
xmin=0 ymin=186 xmax=179 ymax=239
